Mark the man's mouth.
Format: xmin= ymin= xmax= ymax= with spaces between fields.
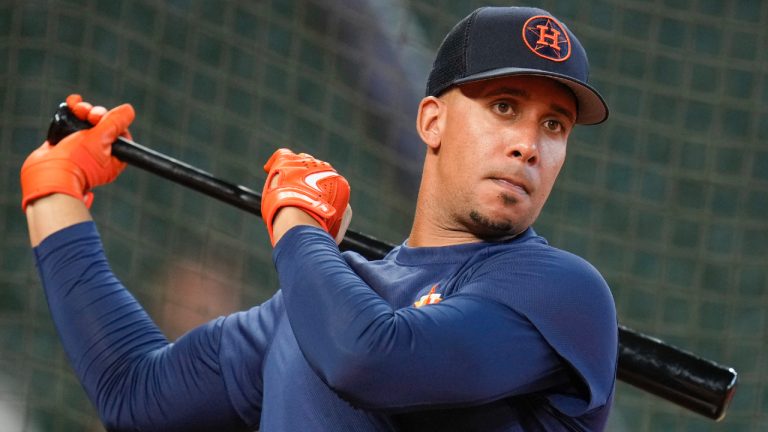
xmin=490 ymin=177 xmax=529 ymax=196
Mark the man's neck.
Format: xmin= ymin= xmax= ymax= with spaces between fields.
xmin=408 ymin=207 xmax=484 ymax=248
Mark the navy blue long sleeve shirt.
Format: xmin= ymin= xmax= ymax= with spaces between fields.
xmin=34 ymin=222 xmax=616 ymax=431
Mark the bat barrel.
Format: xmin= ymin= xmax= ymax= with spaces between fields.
xmin=617 ymin=325 xmax=737 ymax=420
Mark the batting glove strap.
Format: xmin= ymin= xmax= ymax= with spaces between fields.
xmin=262 ymin=149 xmax=350 ymax=245
xmin=20 ymin=152 xmax=90 ymax=210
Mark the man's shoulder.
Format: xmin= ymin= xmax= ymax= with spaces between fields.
xmin=457 ymin=233 xmax=614 ymax=313
xmin=482 ymin=233 xmax=602 ymax=280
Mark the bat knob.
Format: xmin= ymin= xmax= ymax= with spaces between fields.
xmin=46 ymin=102 xmax=92 ymax=145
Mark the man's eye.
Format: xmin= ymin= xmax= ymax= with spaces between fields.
xmin=544 ymin=120 xmax=563 ymax=132
xmin=492 ymin=102 xmax=514 ymax=115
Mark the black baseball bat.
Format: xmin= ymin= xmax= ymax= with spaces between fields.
xmin=47 ymin=103 xmax=738 ymax=420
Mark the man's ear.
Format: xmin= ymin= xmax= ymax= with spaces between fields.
xmin=416 ymin=96 xmax=444 ymax=150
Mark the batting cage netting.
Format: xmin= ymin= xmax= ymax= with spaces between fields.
xmin=1 ymin=0 xmax=766 ymax=430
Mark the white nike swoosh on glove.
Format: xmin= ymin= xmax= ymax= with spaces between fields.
xmin=304 ymin=171 xmax=338 ymax=193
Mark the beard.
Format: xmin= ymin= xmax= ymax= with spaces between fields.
xmin=465 ymin=191 xmax=532 ymax=240
xmin=468 ymin=209 xmax=521 ymax=241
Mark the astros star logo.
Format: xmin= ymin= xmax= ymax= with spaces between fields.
xmin=413 ymin=284 xmax=442 ymax=308
xmin=522 ymin=15 xmax=572 ymax=62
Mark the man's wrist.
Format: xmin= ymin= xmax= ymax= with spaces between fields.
xmin=271 ymin=206 xmax=322 ymax=245
xmin=25 ymin=193 xmax=92 ymax=247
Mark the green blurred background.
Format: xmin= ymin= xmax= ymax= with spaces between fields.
xmin=1 ymin=0 xmax=766 ymax=430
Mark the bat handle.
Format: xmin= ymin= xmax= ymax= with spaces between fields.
xmin=44 ymin=102 xmax=268 ymax=218
xmin=42 ymin=102 xmax=397 ymax=261
xmin=46 ymin=102 xmax=93 ymax=145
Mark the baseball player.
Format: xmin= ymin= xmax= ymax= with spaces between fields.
xmin=22 ymin=6 xmax=617 ymax=432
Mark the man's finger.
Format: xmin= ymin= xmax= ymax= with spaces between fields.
xmin=89 ymin=104 xmax=135 ymax=145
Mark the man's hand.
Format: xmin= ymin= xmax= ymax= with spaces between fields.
xmin=261 ymin=148 xmax=352 ymax=245
xmin=21 ymin=94 xmax=134 ymax=211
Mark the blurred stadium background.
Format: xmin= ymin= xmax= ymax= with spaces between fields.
xmin=1 ymin=0 xmax=766 ymax=430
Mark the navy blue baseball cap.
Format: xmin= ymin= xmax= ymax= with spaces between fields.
xmin=426 ymin=6 xmax=609 ymax=125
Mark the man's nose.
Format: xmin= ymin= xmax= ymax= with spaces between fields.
xmin=507 ymin=126 xmax=539 ymax=165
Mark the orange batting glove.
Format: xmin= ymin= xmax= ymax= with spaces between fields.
xmin=21 ymin=94 xmax=134 ymax=211
xmin=262 ymin=148 xmax=351 ymax=245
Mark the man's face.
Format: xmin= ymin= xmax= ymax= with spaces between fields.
xmin=431 ymin=75 xmax=577 ymax=240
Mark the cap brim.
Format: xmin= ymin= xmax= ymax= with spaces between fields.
xmin=452 ymin=68 xmax=609 ymax=125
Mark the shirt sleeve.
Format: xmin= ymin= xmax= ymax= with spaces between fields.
xmin=459 ymin=245 xmax=618 ymax=416
xmin=273 ymin=226 xmax=572 ymax=411
xmin=33 ymin=222 xmax=251 ymax=432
